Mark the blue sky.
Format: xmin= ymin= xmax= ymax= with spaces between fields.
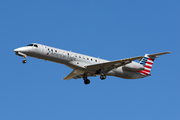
xmin=0 ymin=0 xmax=180 ymax=120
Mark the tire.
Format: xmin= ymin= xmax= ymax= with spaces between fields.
xmin=84 ymin=79 xmax=90 ymax=85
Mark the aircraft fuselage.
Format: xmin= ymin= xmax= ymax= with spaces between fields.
xmin=15 ymin=43 xmax=160 ymax=84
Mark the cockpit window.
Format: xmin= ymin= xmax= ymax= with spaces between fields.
xmin=27 ymin=44 xmax=38 ymax=48
xmin=34 ymin=44 xmax=38 ymax=47
xmin=27 ymin=44 xmax=33 ymax=46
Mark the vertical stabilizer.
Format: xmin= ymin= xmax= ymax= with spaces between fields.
xmin=139 ymin=54 xmax=155 ymax=75
xmin=138 ymin=52 xmax=171 ymax=76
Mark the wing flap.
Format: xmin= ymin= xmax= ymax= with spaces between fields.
xmin=63 ymin=69 xmax=84 ymax=80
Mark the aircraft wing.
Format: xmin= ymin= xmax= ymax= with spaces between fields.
xmin=63 ymin=69 xmax=84 ymax=80
xmin=85 ymin=56 xmax=143 ymax=73
xmin=63 ymin=56 xmax=143 ymax=80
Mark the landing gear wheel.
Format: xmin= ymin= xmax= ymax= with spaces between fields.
xmin=83 ymin=73 xmax=90 ymax=85
xmin=22 ymin=60 xmax=27 ymax=64
xmin=100 ymin=74 xmax=106 ymax=80
xmin=84 ymin=79 xmax=90 ymax=85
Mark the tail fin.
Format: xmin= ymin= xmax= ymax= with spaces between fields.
xmin=138 ymin=52 xmax=171 ymax=76
xmin=139 ymin=54 xmax=154 ymax=75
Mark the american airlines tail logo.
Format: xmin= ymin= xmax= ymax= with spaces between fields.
xmin=139 ymin=56 xmax=154 ymax=75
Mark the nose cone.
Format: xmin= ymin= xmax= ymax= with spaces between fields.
xmin=14 ymin=48 xmax=19 ymax=52
xmin=14 ymin=47 xmax=27 ymax=52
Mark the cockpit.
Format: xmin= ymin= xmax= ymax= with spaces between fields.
xmin=27 ymin=44 xmax=38 ymax=48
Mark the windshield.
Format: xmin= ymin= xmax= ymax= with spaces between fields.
xmin=34 ymin=44 xmax=38 ymax=47
xmin=27 ymin=44 xmax=34 ymax=46
xmin=27 ymin=44 xmax=38 ymax=48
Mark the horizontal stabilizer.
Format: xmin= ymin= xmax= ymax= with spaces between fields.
xmin=147 ymin=52 xmax=171 ymax=58
xmin=139 ymin=51 xmax=171 ymax=76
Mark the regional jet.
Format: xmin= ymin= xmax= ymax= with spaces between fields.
xmin=14 ymin=43 xmax=170 ymax=84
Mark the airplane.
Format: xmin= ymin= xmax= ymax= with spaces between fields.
xmin=14 ymin=43 xmax=171 ymax=85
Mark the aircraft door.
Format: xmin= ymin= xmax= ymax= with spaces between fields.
xmin=39 ymin=45 xmax=45 ymax=55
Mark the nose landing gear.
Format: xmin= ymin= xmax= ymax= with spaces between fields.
xmin=22 ymin=56 xmax=27 ymax=64
xmin=22 ymin=60 xmax=27 ymax=64
xmin=15 ymin=52 xmax=27 ymax=64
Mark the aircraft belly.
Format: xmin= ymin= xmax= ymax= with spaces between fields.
xmin=106 ymin=70 xmax=116 ymax=76
xmin=113 ymin=67 xmax=142 ymax=79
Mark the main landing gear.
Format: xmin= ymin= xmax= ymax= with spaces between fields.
xmin=100 ymin=73 xmax=106 ymax=80
xmin=100 ymin=69 xmax=106 ymax=80
xmin=83 ymin=72 xmax=107 ymax=85
xmin=83 ymin=73 xmax=90 ymax=85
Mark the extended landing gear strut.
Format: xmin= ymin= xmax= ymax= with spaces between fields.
xmin=22 ymin=56 xmax=27 ymax=64
xmin=100 ymin=69 xmax=106 ymax=80
xmin=15 ymin=52 xmax=27 ymax=64
xmin=83 ymin=73 xmax=90 ymax=85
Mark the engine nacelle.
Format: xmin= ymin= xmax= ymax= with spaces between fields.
xmin=122 ymin=62 xmax=144 ymax=71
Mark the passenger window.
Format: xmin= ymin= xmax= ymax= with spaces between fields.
xmin=75 ymin=55 xmax=77 ymax=57
xmin=87 ymin=58 xmax=89 ymax=60
xmin=63 ymin=52 xmax=65 ymax=54
xmin=67 ymin=53 xmax=69 ymax=55
xmin=91 ymin=59 xmax=93 ymax=61
xmin=95 ymin=60 xmax=97 ymax=62
xmin=72 ymin=54 xmax=73 ymax=56
xmin=55 ymin=50 xmax=57 ymax=52
xmin=48 ymin=48 xmax=49 ymax=50
xmin=51 ymin=49 xmax=53 ymax=51
xmin=59 ymin=51 xmax=61 ymax=53
xmin=79 ymin=56 xmax=81 ymax=58
xmin=83 ymin=57 xmax=85 ymax=59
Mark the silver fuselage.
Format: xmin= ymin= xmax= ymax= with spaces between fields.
xmin=14 ymin=43 xmax=146 ymax=79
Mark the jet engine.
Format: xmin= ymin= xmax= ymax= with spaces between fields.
xmin=122 ymin=62 xmax=144 ymax=71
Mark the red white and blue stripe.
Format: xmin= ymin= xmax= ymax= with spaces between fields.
xmin=139 ymin=54 xmax=154 ymax=75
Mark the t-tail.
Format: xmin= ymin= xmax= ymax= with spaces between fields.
xmin=138 ymin=52 xmax=171 ymax=76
